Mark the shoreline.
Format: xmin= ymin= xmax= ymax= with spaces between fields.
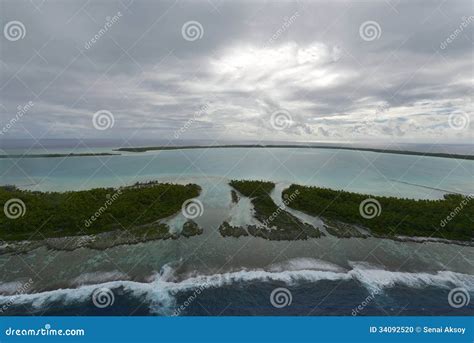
xmin=1 ymin=180 xmax=472 ymax=253
xmin=0 ymin=219 xmax=203 ymax=255
xmin=1 ymin=222 xmax=471 ymax=257
xmin=0 ymin=152 xmax=120 ymax=159
xmin=1 ymin=144 xmax=473 ymax=160
xmin=114 ymin=144 xmax=474 ymax=161
xmin=0 ymin=182 xmax=201 ymax=242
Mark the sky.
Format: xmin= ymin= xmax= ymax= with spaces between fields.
xmin=0 ymin=0 xmax=473 ymax=145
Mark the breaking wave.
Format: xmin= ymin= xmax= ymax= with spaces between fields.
xmin=1 ymin=258 xmax=472 ymax=315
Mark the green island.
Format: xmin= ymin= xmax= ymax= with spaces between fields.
xmin=114 ymin=144 xmax=474 ymax=161
xmin=2 ymin=179 xmax=472 ymax=249
xmin=0 ymin=181 xmax=201 ymax=243
xmin=0 ymin=153 xmax=120 ymax=159
xmin=282 ymin=184 xmax=473 ymax=242
xmin=219 ymin=180 xmax=323 ymax=240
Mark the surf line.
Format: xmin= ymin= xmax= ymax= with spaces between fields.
xmin=389 ymin=179 xmax=466 ymax=195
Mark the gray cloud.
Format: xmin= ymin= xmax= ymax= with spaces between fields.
xmin=0 ymin=0 xmax=472 ymax=144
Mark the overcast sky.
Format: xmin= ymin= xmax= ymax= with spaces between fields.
xmin=0 ymin=0 xmax=472 ymax=144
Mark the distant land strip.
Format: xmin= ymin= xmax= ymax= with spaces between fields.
xmin=0 ymin=152 xmax=120 ymax=159
xmin=114 ymin=145 xmax=474 ymax=161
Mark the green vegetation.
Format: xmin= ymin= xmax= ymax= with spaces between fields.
xmin=3 ymin=177 xmax=471 ymax=245
xmin=229 ymin=180 xmax=275 ymax=199
xmin=219 ymin=221 xmax=249 ymax=238
xmin=181 ymin=220 xmax=204 ymax=237
xmin=0 ymin=182 xmax=201 ymax=241
xmin=226 ymin=180 xmax=322 ymax=240
xmin=322 ymin=219 xmax=368 ymax=238
xmin=114 ymin=145 xmax=474 ymax=161
xmin=230 ymin=190 xmax=239 ymax=204
xmin=282 ymin=185 xmax=473 ymax=241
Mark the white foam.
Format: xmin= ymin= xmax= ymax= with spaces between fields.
xmin=71 ymin=271 xmax=130 ymax=287
xmin=268 ymin=258 xmax=346 ymax=273
xmin=0 ymin=281 xmax=24 ymax=296
xmin=227 ymin=196 xmax=260 ymax=227
xmin=173 ymin=268 xmax=351 ymax=291
xmin=348 ymin=261 xmax=474 ymax=292
xmin=270 ymin=182 xmax=325 ymax=228
xmin=161 ymin=214 xmax=188 ymax=235
xmin=1 ymin=260 xmax=473 ymax=315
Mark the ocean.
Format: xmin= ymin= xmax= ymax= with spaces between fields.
xmin=0 ymin=141 xmax=473 ymax=316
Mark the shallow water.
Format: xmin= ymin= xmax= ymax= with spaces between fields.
xmin=2 ymin=147 xmax=473 ymax=199
xmin=0 ymin=147 xmax=473 ymax=316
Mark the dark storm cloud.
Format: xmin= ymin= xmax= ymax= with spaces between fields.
xmin=0 ymin=0 xmax=472 ymax=143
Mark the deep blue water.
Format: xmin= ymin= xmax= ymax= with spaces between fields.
xmin=4 ymin=281 xmax=472 ymax=316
